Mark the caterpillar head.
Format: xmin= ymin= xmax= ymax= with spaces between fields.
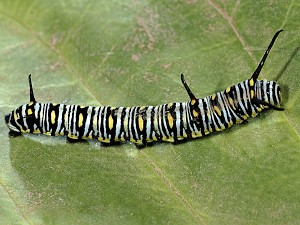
xmin=5 ymin=75 xmax=38 ymax=136
xmin=256 ymin=80 xmax=282 ymax=106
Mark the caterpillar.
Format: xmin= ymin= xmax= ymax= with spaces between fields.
xmin=5 ymin=30 xmax=284 ymax=147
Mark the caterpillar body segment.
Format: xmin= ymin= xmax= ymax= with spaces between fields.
xmin=5 ymin=30 xmax=284 ymax=147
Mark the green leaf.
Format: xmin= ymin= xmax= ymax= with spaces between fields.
xmin=1 ymin=1 xmax=299 ymax=224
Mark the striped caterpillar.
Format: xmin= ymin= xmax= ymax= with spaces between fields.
xmin=5 ymin=30 xmax=284 ymax=147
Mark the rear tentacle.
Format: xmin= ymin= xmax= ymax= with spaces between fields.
xmin=28 ymin=74 xmax=36 ymax=103
xmin=181 ymin=74 xmax=197 ymax=101
xmin=250 ymin=29 xmax=283 ymax=82
xmin=181 ymin=74 xmax=201 ymax=123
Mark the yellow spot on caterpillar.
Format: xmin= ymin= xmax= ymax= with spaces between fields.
xmin=123 ymin=119 xmax=128 ymax=130
xmin=93 ymin=117 xmax=98 ymax=131
xmin=250 ymin=90 xmax=254 ymax=98
xmin=192 ymin=132 xmax=202 ymax=138
xmin=191 ymin=99 xmax=196 ymax=105
xmin=98 ymin=137 xmax=110 ymax=143
xmin=168 ymin=103 xmax=173 ymax=108
xmin=78 ymin=113 xmax=83 ymax=127
xmin=29 ymin=101 xmax=34 ymax=106
xmin=138 ymin=115 xmax=144 ymax=131
xmin=226 ymin=86 xmax=231 ymax=93
xmin=33 ymin=129 xmax=40 ymax=134
xmin=214 ymin=106 xmax=222 ymax=116
xmin=257 ymin=107 xmax=262 ymax=112
xmin=93 ymin=117 xmax=97 ymax=125
xmin=249 ymin=78 xmax=254 ymax=86
xmin=146 ymin=138 xmax=153 ymax=142
xmin=44 ymin=132 xmax=51 ymax=136
xmin=183 ymin=133 xmax=188 ymax=138
xmin=136 ymin=139 xmax=143 ymax=145
xmin=51 ymin=110 xmax=56 ymax=124
xmin=120 ymin=137 xmax=126 ymax=142
xmin=177 ymin=136 xmax=184 ymax=140
xmin=153 ymin=118 xmax=158 ymax=129
xmin=27 ymin=108 xmax=33 ymax=115
xmin=130 ymin=138 xmax=142 ymax=144
xmin=192 ymin=110 xmax=199 ymax=118
xmin=236 ymin=119 xmax=243 ymax=124
xmin=252 ymin=111 xmax=257 ymax=117
xmin=167 ymin=112 xmax=174 ymax=129
xmin=211 ymin=94 xmax=216 ymax=100
xmin=14 ymin=111 xmax=19 ymax=121
xmin=206 ymin=111 xmax=211 ymax=118
xmin=162 ymin=136 xmax=174 ymax=142
xmin=228 ymin=97 xmax=236 ymax=110
xmin=68 ymin=133 xmax=78 ymax=139
xmin=152 ymin=135 xmax=158 ymax=141
xmin=108 ymin=115 xmax=114 ymax=130
xmin=215 ymin=126 xmax=221 ymax=131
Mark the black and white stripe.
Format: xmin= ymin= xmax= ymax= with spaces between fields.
xmin=5 ymin=30 xmax=284 ymax=147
